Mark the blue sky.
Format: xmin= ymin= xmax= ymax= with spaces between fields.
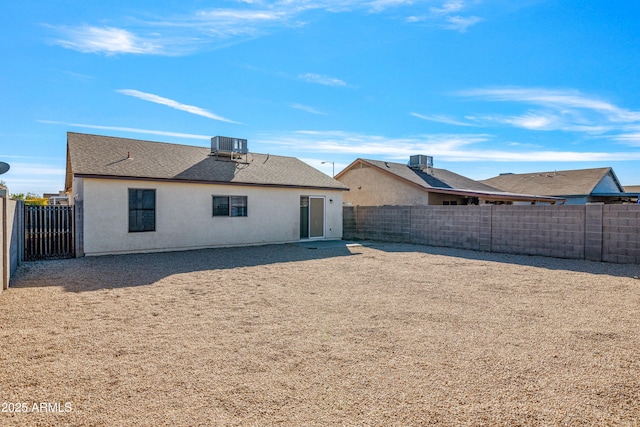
xmin=2 ymin=0 xmax=640 ymax=195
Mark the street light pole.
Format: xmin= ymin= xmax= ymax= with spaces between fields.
xmin=321 ymin=161 xmax=335 ymax=178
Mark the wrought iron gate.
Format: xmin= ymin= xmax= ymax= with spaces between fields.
xmin=24 ymin=205 xmax=75 ymax=261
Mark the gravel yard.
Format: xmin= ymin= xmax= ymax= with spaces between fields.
xmin=1 ymin=241 xmax=640 ymax=426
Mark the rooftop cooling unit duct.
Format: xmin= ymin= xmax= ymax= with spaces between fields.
xmin=211 ymin=136 xmax=248 ymax=155
xmin=409 ymin=155 xmax=433 ymax=170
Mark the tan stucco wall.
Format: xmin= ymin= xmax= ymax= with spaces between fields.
xmin=72 ymin=178 xmax=343 ymax=256
xmin=425 ymin=192 xmax=467 ymax=206
xmin=338 ymin=165 xmax=470 ymax=206
xmin=338 ymin=165 xmax=431 ymax=206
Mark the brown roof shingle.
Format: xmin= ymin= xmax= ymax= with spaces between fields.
xmin=480 ymin=168 xmax=620 ymax=196
xmin=66 ymin=132 xmax=348 ymax=190
xmin=335 ymin=158 xmax=565 ymax=203
xmin=360 ymin=159 xmax=501 ymax=192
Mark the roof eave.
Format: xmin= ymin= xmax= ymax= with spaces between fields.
xmin=590 ymin=192 xmax=640 ymax=197
xmin=334 ymin=158 xmax=366 ymax=180
xmin=426 ymin=187 xmax=565 ymax=202
xmin=72 ymin=173 xmax=349 ymax=191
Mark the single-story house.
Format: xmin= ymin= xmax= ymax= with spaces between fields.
xmin=481 ymin=167 xmax=639 ymax=205
xmin=334 ymin=156 xmax=564 ymax=206
xmin=65 ymin=132 xmax=348 ymax=256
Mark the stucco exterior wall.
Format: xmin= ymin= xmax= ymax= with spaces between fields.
xmin=1 ymin=198 xmax=23 ymax=290
xmin=73 ymin=178 xmax=343 ymax=256
xmin=338 ymin=165 xmax=430 ymax=206
xmin=424 ymin=192 xmax=467 ymax=206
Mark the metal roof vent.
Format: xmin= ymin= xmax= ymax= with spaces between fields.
xmin=409 ymin=155 xmax=433 ymax=170
xmin=211 ymin=136 xmax=248 ymax=156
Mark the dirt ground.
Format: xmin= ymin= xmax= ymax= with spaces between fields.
xmin=1 ymin=241 xmax=639 ymax=426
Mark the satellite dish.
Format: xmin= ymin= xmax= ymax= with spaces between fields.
xmin=0 ymin=162 xmax=9 ymax=175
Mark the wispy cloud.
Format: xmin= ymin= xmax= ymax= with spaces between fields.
xmin=258 ymin=129 xmax=640 ymax=162
xmin=430 ymin=0 xmax=464 ymax=15
xmin=412 ymin=110 xmax=577 ymax=131
xmin=444 ymin=15 xmax=483 ymax=32
xmin=117 ymin=89 xmax=241 ymax=124
xmin=611 ymin=132 xmax=640 ymax=146
xmin=5 ymin=163 xmax=66 ymax=176
xmin=259 ymin=130 xmax=491 ymax=159
xmin=507 ymin=141 xmax=543 ymax=148
xmin=463 ymin=111 xmax=566 ymax=131
xmin=421 ymin=87 xmax=640 ymax=139
xmin=290 ymin=103 xmax=329 ymax=115
xmin=407 ymin=0 xmax=482 ymax=32
xmin=458 ymin=87 xmax=640 ymax=122
xmin=46 ymin=10 xmax=290 ymax=56
xmin=47 ymin=25 xmax=165 ymax=55
xmin=62 ymin=71 xmax=96 ymax=80
xmin=368 ymin=0 xmax=415 ymax=13
xmin=493 ymin=112 xmax=559 ymax=130
xmin=38 ymin=120 xmax=211 ymax=140
xmin=47 ymin=1 xmax=485 ymax=55
xmin=1 ymin=163 xmax=67 ymax=196
xmin=411 ymin=112 xmax=475 ymax=127
xmin=299 ymin=73 xmax=347 ymax=87
xmin=187 ymin=8 xmax=293 ymax=37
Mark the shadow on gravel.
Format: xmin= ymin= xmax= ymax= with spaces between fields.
xmin=363 ymin=241 xmax=640 ymax=279
xmin=10 ymin=242 xmax=361 ymax=292
xmin=11 ymin=240 xmax=638 ymax=293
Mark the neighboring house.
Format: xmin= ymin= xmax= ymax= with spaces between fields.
xmin=334 ymin=156 xmax=563 ymax=206
xmin=482 ymin=167 xmax=639 ymax=205
xmin=624 ymin=185 xmax=640 ymax=194
xmin=65 ymin=132 xmax=348 ymax=256
xmin=43 ymin=191 xmax=69 ymax=205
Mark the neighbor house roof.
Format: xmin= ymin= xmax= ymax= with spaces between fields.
xmin=480 ymin=167 xmax=623 ymax=197
xmin=335 ymin=158 xmax=565 ymax=203
xmin=358 ymin=159 xmax=500 ymax=193
xmin=65 ymin=132 xmax=348 ymax=191
xmin=624 ymin=185 xmax=640 ymax=193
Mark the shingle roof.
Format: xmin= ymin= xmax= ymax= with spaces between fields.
xmin=65 ymin=132 xmax=348 ymax=190
xmin=335 ymin=158 xmax=565 ymax=203
xmin=480 ymin=168 xmax=620 ymax=196
xmin=361 ymin=159 xmax=501 ymax=192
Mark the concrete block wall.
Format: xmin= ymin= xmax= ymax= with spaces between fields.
xmin=585 ymin=203 xmax=603 ymax=262
xmin=491 ymin=205 xmax=585 ymax=259
xmin=351 ymin=206 xmax=411 ymax=243
xmin=409 ymin=206 xmax=481 ymax=250
xmin=343 ymin=204 xmax=640 ymax=264
xmin=342 ymin=205 xmax=357 ymax=239
xmin=602 ymin=205 xmax=640 ymax=264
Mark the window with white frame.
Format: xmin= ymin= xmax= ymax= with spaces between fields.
xmin=212 ymin=195 xmax=247 ymax=217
